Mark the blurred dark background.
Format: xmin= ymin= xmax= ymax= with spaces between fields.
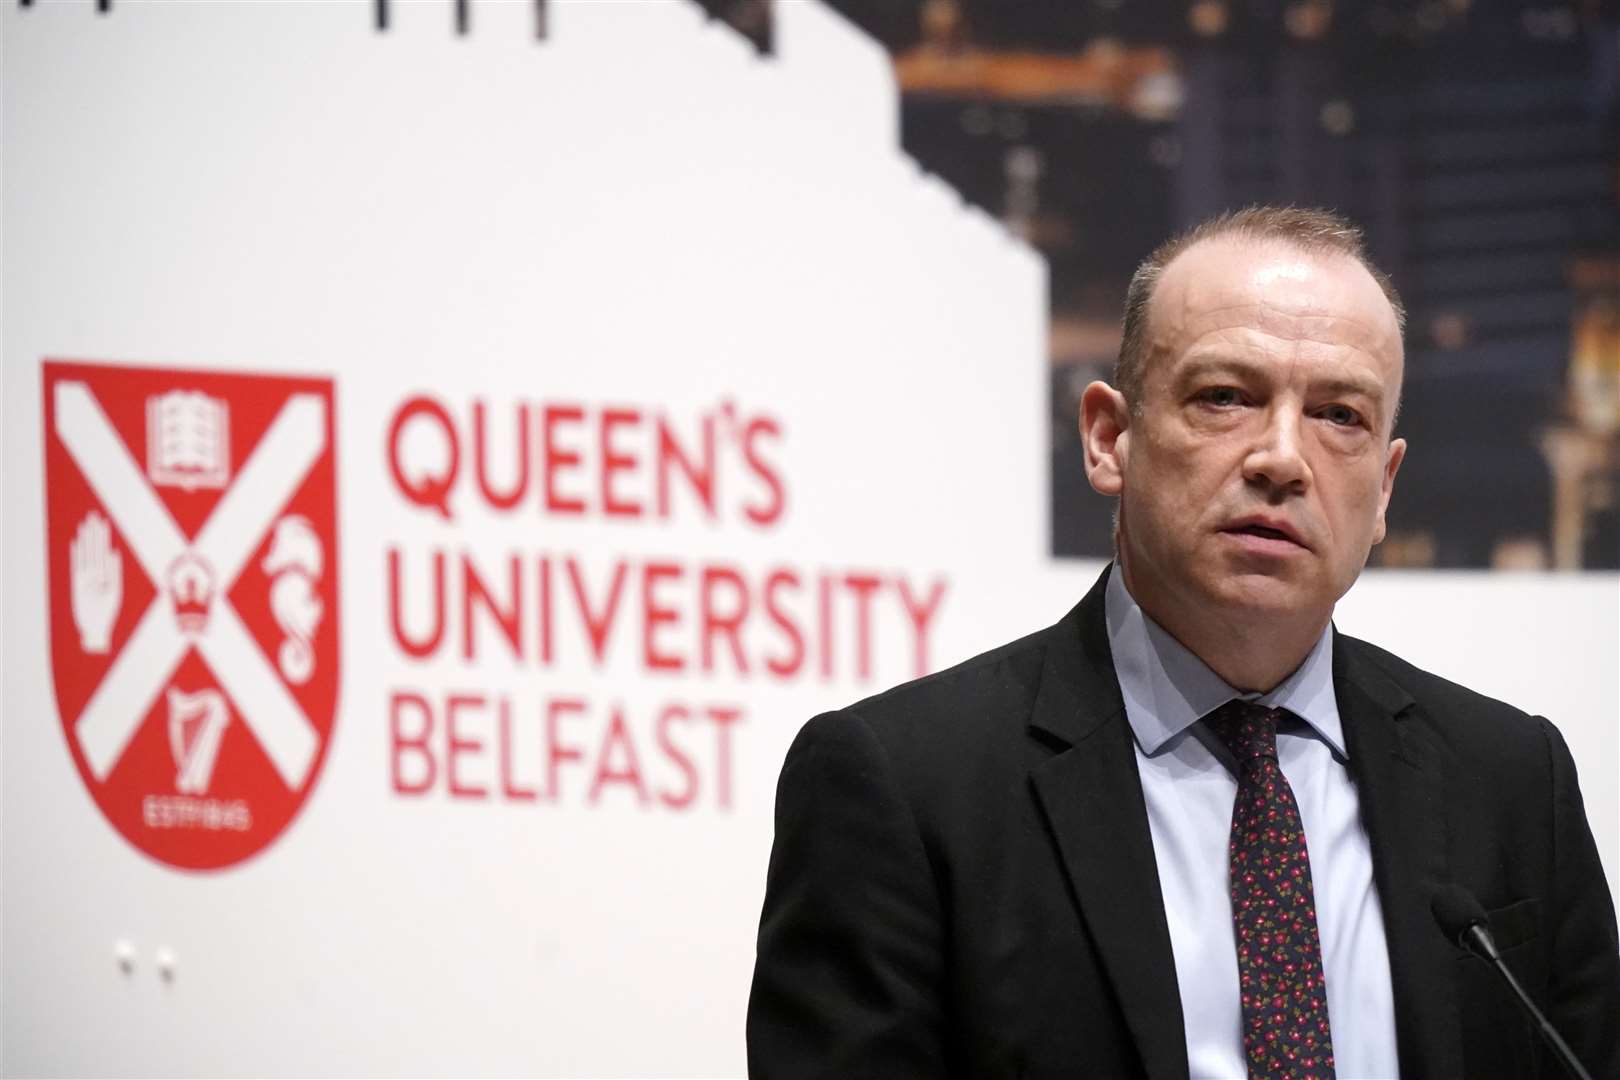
xmin=708 ymin=0 xmax=1620 ymax=568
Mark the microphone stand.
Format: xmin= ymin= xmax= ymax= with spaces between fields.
xmin=1457 ymin=923 xmax=1595 ymax=1080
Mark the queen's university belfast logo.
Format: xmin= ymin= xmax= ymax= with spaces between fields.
xmin=43 ymin=361 xmax=339 ymax=870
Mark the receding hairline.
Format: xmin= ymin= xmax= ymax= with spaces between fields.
xmin=1114 ymin=207 xmax=1407 ymax=416
xmin=1156 ymin=233 xmax=1405 ymax=345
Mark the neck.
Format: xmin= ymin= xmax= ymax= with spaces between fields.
xmin=1117 ymin=558 xmax=1327 ymax=693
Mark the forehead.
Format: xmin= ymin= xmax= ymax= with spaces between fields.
xmin=1148 ymin=236 xmax=1404 ymax=376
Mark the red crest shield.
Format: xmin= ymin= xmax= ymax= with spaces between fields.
xmin=43 ymin=360 xmax=339 ymax=871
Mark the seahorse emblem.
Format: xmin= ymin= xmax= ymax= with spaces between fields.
xmin=262 ymin=515 xmax=324 ymax=685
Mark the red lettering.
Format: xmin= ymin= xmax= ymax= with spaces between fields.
xmin=707 ymin=704 xmax=743 ymax=811
xmin=845 ymin=572 xmax=882 ymax=680
xmin=655 ymin=412 xmax=716 ymax=519
xmin=763 ymin=569 xmax=805 ymax=678
xmin=536 ymin=556 xmax=553 ymax=665
xmin=545 ymin=697 xmax=586 ymax=800
xmin=391 ymin=693 xmax=745 ymax=811
xmin=498 ymin=698 xmax=537 ymax=801
xmin=656 ymin=704 xmax=698 ymax=810
xmin=898 ymin=575 xmax=948 ymax=677
xmin=389 ymin=548 xmax=445 ymax=659
xmin=599 ymin=406 xmax=643 ymax=518
xmin=566 ymin=557 xmax=627 ymax=664
xmin=642 ymin=561 xmax=684 ymax=671
xmin=445 ymin=693 xmax=487 ymax=799
xmin=818 ymin=572 xmax=834 ymax=680
xmin=700 ymin=564 xmax=750 ymax=675
xmin=473 ymin=400 xmax=529 ymax=510
xmin=461 ymin=553 xmax=522 ymax=661
xmin=741 ymin=415 xmax=785 ymax=526
xmin=589 ymin=706 xmax=648 ymax=805
xmin=387 ymin=396 xmax=459 ymax=519
xmin=542 ymin=404 xmax=586 ymax=514
xmin=389 ymin=691 xmax=436 ymax=795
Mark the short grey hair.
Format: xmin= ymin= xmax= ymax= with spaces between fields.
xmin=1114 ymin=206 xmax=1406 ymax=410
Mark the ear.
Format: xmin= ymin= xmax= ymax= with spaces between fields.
xmin=1370 ymin=436 xmax=1407 ymax=544
xmin=1080 ymin=381 xmax=1131 ymax=497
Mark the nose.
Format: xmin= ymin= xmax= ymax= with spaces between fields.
xmin=1242 ymin=408 xmax=1309 ymax=494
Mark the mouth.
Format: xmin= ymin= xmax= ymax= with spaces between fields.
xmin=1220 ymin=518 xmax=1309 ymax=551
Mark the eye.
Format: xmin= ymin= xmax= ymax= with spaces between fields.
xmin=1197 ymin=386 xmax=1245 ymax=408
xmin=1316 ymin=404 xmax=1364 ymax=427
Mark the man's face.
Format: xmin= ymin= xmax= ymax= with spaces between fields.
xmin=1109 ymin=237 xmax=1406 ymax=629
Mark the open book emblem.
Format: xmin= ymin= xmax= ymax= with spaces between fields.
xmin=147 ymin=390 xmax=230 ymax=491
xmin=167 ymin=687 xmax=230 ymax=795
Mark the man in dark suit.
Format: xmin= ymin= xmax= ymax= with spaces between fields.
xmin=746 ymin=207 xmax=1620 ymax=1078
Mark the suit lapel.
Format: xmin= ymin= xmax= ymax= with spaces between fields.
xmin=1030 ymin=569 xmax=1190 ymax=1080
xmin=1335 ymin=636 xmax=1462 ymax=1078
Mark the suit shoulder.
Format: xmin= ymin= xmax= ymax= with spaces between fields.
xmin=780 ymin=619 xmax=1065 ymax=845
xmin=1338 ymin=633 xmax=1546 ymax=742
xmin=856 ymin=620 xmax=1050 ymax=708
xmin=808 ymin=620 xmax=1056 ymax=754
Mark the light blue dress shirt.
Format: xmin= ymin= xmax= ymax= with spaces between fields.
xmin=1105 ymin=568 xmax=1400 ymax=1079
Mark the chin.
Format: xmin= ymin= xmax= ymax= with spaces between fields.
xmin=1203 ymin=572 xmax=1324 ymax=615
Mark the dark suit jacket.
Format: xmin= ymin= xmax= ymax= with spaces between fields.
xmin=747 ymin=567 xmax=1620 ymax=1078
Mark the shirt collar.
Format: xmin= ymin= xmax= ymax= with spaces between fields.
xmin=1104 ymin=565 xmax=1345 ymax=759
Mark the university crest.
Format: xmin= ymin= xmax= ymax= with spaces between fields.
xmin=42 ymin=360 xmax=339 ymax=870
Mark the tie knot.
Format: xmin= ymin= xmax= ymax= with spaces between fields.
xmin=1205 ymin=700 xmax=1282 ymax=763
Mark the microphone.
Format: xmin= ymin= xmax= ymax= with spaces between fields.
xmin=1430 ymin=885 xmax=1594 ymax=1080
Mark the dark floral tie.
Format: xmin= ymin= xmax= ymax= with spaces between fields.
xmin=1205 ymin=701 xmax=1337 ymax=1079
